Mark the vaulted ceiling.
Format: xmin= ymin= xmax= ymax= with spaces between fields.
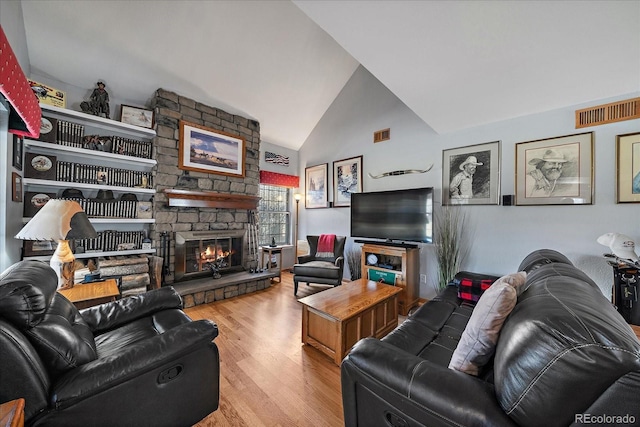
xmin=21 ymin=1 xmax=640 ymax=150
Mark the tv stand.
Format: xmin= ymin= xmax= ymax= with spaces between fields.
xmin=361 ymin=242 xmax=419 ymax=315
xmin=354 ymin=239 xmax=418 ymax=249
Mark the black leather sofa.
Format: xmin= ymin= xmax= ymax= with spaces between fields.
xmin=341 ymin=249 xmax=640 ymax=427
xmin=0 ymin=260 xmax=219 ymax=427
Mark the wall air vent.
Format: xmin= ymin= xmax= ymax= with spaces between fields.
xmin=373 ymin=128 xmax=390 ymax=143
xmin=575 ymin=97 xmax=640 ymax=128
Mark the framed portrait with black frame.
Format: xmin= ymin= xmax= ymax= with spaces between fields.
xmin=305 ymin=163 xmax=328 ymax=209
xmin=12 ymin=134 xmax=23 ymax=171
xmin=442 ymin=141 xmax=500 ymax=205
xmin=515 ymin=132 xmax=593 ymax=205
xmin=333 ymin=155 xmax=363 ymax=207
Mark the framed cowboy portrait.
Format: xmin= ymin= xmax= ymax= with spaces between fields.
xmin=442 ymin=141 xmax=500 ymax=205
xmin=179 ymin=120 xmax=246 ymax=177
xmin=616 ymin=131 xmax=640 ymax=203
xmin=515 ymin=132 xmax=593 ymax=205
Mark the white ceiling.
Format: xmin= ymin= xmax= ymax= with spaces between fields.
xmin=21 ymin=1 xmax=640 ymax=150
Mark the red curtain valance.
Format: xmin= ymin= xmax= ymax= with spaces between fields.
xmin=260 ymin=170 xmax=299 ymax=188
xmin=0 ymin=26 xmax=41 ymax=138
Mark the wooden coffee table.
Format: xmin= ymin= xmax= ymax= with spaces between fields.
xmin=298 ymin=279 xmax=402 ymax=365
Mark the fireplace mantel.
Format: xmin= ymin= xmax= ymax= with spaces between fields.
xmin=163 ymin=189 xmax=260 ymax=209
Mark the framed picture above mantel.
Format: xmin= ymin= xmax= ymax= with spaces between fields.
xmin=178 ymin=120 xmax=246 ymax=177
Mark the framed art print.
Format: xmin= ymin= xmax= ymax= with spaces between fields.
xmin=333 ymin=155 xmax=363 ymax=207
xmin=442 ymin=141 xmax=500 ymax=205
xmin=120 ymin=105 xmax=154 ymax=129
xmin=305 ymin=163 xmax=328 ymax=208
xmin=515 ymin=132 xmax=593 ymax=205
xmin=12 ymin=172 xmax=22 ymax=202
xmin=12 ymin=134 xmax=23 ymax=170
xmin=616 ymin=131 xmax=640 ymax=203
xmin=179 ymin=120 xmax=246 ymax=177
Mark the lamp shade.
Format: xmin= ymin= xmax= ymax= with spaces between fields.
xmin=15 ymin=199 xmax=97 ymax=241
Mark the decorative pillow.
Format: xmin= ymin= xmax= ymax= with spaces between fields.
xmin=448 ymin=272 xmax=527 ymax=376
xmin=453 ymin=271 xmax=500 ymax=303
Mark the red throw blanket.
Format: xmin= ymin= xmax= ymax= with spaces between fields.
xmin=316 ymin=234 xmax=336 ymax=257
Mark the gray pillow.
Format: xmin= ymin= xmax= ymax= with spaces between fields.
xmin=448 ymin=272 xmax=527 ymax=375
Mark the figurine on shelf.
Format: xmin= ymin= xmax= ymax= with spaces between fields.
xmin=80 ymin=81 xmax=110 ymax=119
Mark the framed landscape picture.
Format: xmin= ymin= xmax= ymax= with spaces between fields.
xmin=616 ymin=131 xmax=640 ymax=203
xmin=442 ymin=141 xmax=500 ymax=205
xmin=120 ymin=105 xmax=154 ymax=129
xmin=305 ymin=163 xmax=328 ymax=209
xmin=333 ymin=155 xmax=363 ymax=207
xmin=179 ymin=120 xmax=246 ymax=177
xmin=515 ymin=132 xmax=593 ymax=205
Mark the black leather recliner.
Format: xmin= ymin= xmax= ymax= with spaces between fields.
xmin=0 ymin=260 xmax=219 ymax=427
xmin=292 ymin=235 xmax=346 ymax=295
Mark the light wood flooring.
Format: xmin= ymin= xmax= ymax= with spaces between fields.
xmin=185 ymin=271 xmax=346 ymax=427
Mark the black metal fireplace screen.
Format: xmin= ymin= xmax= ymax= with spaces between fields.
xmin=175 ymin=231 xmax=244 ymax=280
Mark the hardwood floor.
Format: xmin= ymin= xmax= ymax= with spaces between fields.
xmin=185 ymin=272 xmax=345 ymax=427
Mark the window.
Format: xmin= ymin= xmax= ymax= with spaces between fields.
xmin=258 ymin=185 xmax=291 ymax=246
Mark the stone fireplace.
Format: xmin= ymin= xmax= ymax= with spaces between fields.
xmin=148 ymin=89 xmax=276 ymax=307
xmin=174 ymin=230 xmax=245 ymax=281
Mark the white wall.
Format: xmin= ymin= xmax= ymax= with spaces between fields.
xmin=1 ymin=4 xmax=31 ymax=271
xmin=298 ymin=65 xmax=640 ymax=299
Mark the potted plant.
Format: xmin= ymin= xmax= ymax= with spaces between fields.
xmin=346 ymin=246 xmax=362 ymax=281
xmin=434 ymin=205 xmax=469 ymax=291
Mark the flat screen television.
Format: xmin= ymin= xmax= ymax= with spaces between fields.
xmin=350 ymin=187 xmax=433 ymax=244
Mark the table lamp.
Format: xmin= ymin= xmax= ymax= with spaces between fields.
xmin=15 ymin=199 xmax=97 ymax=289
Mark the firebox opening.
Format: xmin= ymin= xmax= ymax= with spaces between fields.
xmin=175 ymin=231 xmax=245 ymax=281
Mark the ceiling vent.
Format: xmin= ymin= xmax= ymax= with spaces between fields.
xmin=373 ymin=128 xmax=390 ymax=143
xmin=575 ymin=97 xmax=640 ymax=128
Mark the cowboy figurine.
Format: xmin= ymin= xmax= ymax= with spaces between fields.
xmin=81 ymin=81 xmax=110 ymax=118
xmin=450 ymin=155 xmax=483 ymax=200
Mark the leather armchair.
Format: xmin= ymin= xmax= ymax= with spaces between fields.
xmin=0 ymin=260 xmax=219 ymax=427
xmin=292 ymin=235 xmax=346 ymax=295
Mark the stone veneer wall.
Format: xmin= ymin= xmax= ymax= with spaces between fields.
xmin=150 ymin=89 xmax=261 ymax=285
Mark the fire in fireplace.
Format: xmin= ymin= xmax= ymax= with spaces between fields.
xmin=175 ymin=230 xmax=245 ymax=281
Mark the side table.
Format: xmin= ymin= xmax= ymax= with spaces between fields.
xmin=260 ymin=245 xmax=292 ymax=282
xmin=0 ymin=398 xmax=25 ymax=427
xmin=631 ymin=324 xmax=640 ymax=342
xmin=58 ymin=279 xmax=120 ymax=309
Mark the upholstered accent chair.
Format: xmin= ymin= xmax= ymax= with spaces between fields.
xmin=292 ymin=235 xmax=346 ymax=295
xmin=0 ymin=260 xmax=220 ymax=427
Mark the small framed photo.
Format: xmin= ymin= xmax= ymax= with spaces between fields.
xmin=23 ymin=240 xmax=57 ymax=257
xmin=333 ymin=155 xmax=363 ymax=207
xmin=179 ymin=120 xmax=246 ymax=177
xmin=12 ymin=135 xmax=23 ymax=170
xmin=120 ymin=105 xmax=155 ymax=129
xmin=443 ymin=141 xmax=501 ymax=205
xmin=515 ymin=132 xmax=593 ymax=205
xmin=616 ymin=131 xmax=640 ymax=203
xmin=305 ymin=163 xmax=329 ymax=209
xmin=12 ymin=172 xmax=22 ymax=202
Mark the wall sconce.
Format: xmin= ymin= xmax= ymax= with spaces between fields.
xmin=15 ymin=200 xmax=97 ymax=289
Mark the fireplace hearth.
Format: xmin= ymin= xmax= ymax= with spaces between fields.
xmin=175 ymin=230 xmax=245 ymax=281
